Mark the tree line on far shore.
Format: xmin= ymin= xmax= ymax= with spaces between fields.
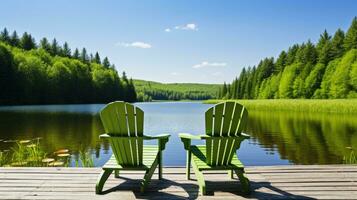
xmin=219 ymin=17 xmax=357 ymax=100
xmin=0 ymin=28 xmax=136 ymax=105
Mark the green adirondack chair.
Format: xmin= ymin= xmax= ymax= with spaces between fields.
xmin=179 ymin=101 xmax=250 ymax=195
xmin=96 ymin=101 xmax=170 ymax=194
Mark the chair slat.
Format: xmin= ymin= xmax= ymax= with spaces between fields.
xmin=205 ymin=107 xmax=213 ymax=136
xmin=205 ymin=102 xmax=248 ymax=166
xmin=100 ymin=101 xmax=144 ymax=166
xmin=213 ymin=103 xmax=224 ymax=136
xmin=135 ymin=107 xmax=144 ymax=136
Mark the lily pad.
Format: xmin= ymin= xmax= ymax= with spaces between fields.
xmin=42 ymin=158 xmax=55 ymax=163
xmin=57 ymin=153 xmax=70 ymax=157
xmin=49 ymin=161 xmax=64 ymax=167
xmin=55 ymin=149 xmax=69 ymax=154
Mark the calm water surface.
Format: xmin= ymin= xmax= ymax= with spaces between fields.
xmin=0 ymin=102 xmax=356 ymax=166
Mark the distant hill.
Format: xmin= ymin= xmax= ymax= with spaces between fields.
xmin=133 ymin=79 xmax=221 ymax=101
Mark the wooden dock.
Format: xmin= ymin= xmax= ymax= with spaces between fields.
xmin=0 ymin=165 xmax=356 ymax=199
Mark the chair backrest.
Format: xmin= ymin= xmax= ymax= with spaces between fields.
xmin=205 ymin=101 xmax=248 ymax=166
xmin=100 ymin=101 xmax=144 ymax=166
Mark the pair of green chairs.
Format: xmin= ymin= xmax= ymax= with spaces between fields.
xmin=96 ymin=101 xmax=250 ymax=195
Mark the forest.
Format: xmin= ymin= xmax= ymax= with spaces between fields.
xmin=0 ymin=28 xmax=137 ymax=105
xmin=134 ymin=79 xmax=220 ymax=101
xmin=219 ymin=17 xmax=357 ymax=99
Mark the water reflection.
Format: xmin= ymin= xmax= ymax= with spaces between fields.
xmin=246 ymin=111 xmax=357 ymax=164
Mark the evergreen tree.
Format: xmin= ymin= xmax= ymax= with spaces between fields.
xmin=9 ymin=31 xmax=20 ymax=47
xmin=275 ymin=51 xmax=287 ymax=72
xmin=50 ymin=38 xmax=60 ymax=56
xmin=0 ymin=28 xmax=10 ymax=43
xmin=316 ymin=30 xmax=331 ymax=52
xmin=344 ymin=17 xmax=357 ymax=50
xmin=62 ymin=42 xmax=71 ymax=57
xmin=39 ymin=37 xmax=51 ymax=52
xmin=20 ymin=32 xmax=36 ymax=50
xmin=94 ymin=52 xmax=101 ymax=64
xmin=222 ymin=82 xmax=228 ymax=98
xmin=72 ymin=48 xmax=80 ymax=59
xmin=331 ymin=29 xmax=345 ymax=59
xmin=285 ymin=44 xmax=299 ymax=65
xmin=80 ymin=48 xmax=89 ymax=63
xmin=102 ymin=57 xmax=110 ymax=68
xmin=316 ymin=30 xmax=333 ymax=65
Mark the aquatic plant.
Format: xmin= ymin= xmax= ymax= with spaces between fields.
xmin=0 ymin=151 xmax=10 ymax=166
xmin=10 ymin=138 xmax=47 ymax=167
xmin=74 ymin=149 xmax=94 ymax=167
xmin=343 ymin=147 xmax=357 ymax=164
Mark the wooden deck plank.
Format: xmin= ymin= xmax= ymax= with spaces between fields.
xmin=0 ymin=165 xmax=356 ymax=199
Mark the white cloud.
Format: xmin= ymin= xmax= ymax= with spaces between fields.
xmin=165 ymin=23 xmax=198 ymax=32
xmin=192 ymin=61 xmax=227 ymax=69
xmin=175 ymin=23 xmax=198 ymax=31
xmin=117 ymin=41 xmax=152 ymax=49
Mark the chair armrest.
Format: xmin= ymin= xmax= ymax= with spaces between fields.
xmin=99 ymin=133 xmax=110 ymax=138
xmin=241 ymin=132 xmax=251 ymax=139
xmin=144 ymin=134 xmax=170 ymax=151
xmin=143 ymin=134 xmax=170 ymax=140
xmin=178 ymin=133 xmax=207 ymax=151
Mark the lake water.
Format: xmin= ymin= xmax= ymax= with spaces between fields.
xmin=0 ymin=102 xmax=356 ymax=166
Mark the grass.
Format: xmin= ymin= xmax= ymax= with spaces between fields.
xmin=343 ymin=147 xmax=357 ymax=164
xmin=204 ymin=99 xmax=357 ymax=114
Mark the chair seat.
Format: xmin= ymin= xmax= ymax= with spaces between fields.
xmin=103 ymin=145 xmax=159 ymax=170
xmin=191 ymin=145 xmax=244 ymax=171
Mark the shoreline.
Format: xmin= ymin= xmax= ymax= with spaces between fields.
xmin=204 ymin=99 xmax=357 ymax=114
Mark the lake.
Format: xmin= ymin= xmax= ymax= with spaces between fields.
xmin=0 ymin=102 xmax=356 ymax=166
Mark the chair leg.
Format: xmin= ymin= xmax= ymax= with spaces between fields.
xmin=95 ymin=169 xmax=113 ymax=194
xmin=158 ymin=151 xmax=162 ymax=180
xmin=186 ymin=151 xmax=192 ymax=180
xmin=192 ymin=160 xmax=206 ymax=195
xmin=114 ymin=170 xmax=120 ymax=178
xmin=234 ymin=169 xmax=250 ymax=194
xmin=140 ymin=157 xmax=158 ymax=193
xmin=228 ymin=170 xmax=234 ymax=179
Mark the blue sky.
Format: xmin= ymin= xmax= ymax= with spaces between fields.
xmin=1 ymin=0 xmax=357 ymax=83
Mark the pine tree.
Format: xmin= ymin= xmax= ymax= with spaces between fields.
xmin=275 ymin=51 xmax=287 ymax=72
xmin=9 ymin=31 xmax=20 ymax=47
xmin=39 ymin=38 xmax=51 ymax=52
xmin=80 ymin=48 xmax=89 ymax=63
xmin=62 ymin=42 xmax=71 ymax=57
xmin=0 ymin=28 xmax=10 ymax=43
xmin=73 ymin=48 xmax=80 ymax=59
xmin=222 ymin=82 xmax=228 ymax=98
xmin=285 ymin=44 xmax=299 ymax=65
xmin=102 ymin=57 xmax=110 ymax=68
xmin=316 ymin=30 xmax=331 ymax=51
xmin=344 ymin=17 xmax=357 ymax=50
xmin=20 ymin=32 xmax=36 ymax=50
xmin=94 ymin=52 xmax=101 ymax=64
xmin=50 ymin=38 xmax=59 ymax=56
xmin=331 ymin=29 xmax=345 ymax=59
xmin=316 ymin=30 xmax=332 ymax=65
